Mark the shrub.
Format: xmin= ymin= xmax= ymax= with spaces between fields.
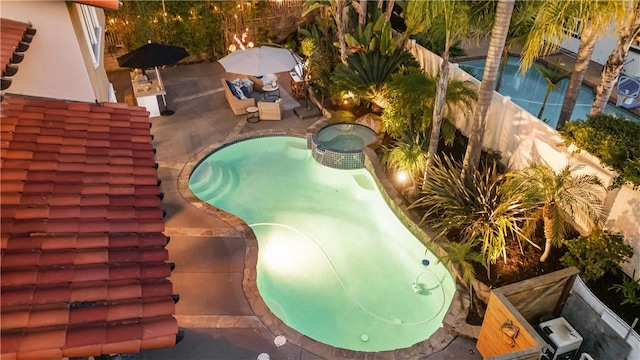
xmin=559 ymin=114 xmax=640 ymax=189
xmin=560 ymin=228 xmax=634 ymax=283
xmin=610 ymin=272 xmax=640 ymax=306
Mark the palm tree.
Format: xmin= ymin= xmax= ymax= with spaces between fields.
xmin=381 ymin=68 xmax=477 ymax=194
xmin=461 ymin=0 xmax=514 ymax=182
xmin=383 ymin=68 xmax=477 ymax=144
xmin=504 ymin=163 xmax=606 ymax=262
xmin=467 ymin=1 xmax=539 ymax=92
xmin=520 ymin=0 xmax=628 ymax=129
xmin=380 ymin=132 xmax=429 ymax=198
xmin=304 ymin=0 xmax=350 ymax=64
xmin=590 ymin=3 xmax=640 ymax=117
xmin=534 ymin=61 xmax=571 ymax=119
xmin=438 ymin=240 xmax=485 ymax=312
xmin=404 ymin=0 xmax=473 ymax=187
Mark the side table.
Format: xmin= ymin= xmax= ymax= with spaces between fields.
xmin=263 ymin=84 xmax=280 ymax=100
xmin=246 ymin=106 xmax=259 ymax=123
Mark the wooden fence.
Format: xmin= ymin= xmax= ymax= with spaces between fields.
xmin=477 ymin=267 xmax=579 ymax=359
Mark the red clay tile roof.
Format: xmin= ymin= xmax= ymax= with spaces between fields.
xmin=0 ymin=95 xmax=178 ymax=359
xmin=1 ymin=18 xmax=36 ymax=91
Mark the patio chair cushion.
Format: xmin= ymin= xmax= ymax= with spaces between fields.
xmin=248 ymin=76 xmax=263 ymax=91
xmin=261 ymin=73 xmax=278 ymax=87
xmin=226 ymin=79 xmax=248 ymax=100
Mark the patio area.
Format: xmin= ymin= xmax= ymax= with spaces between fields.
xmin=108 ymin=60 xmax=482 ymax=359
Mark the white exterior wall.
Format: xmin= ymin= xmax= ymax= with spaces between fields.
xmin=1 ymin=1 xmax=103 ymax=102
xmin=560 ymin=24 xmax=640 ymax=78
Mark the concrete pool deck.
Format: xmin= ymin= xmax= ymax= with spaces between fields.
xmin=108 ymin=60 xmax=482 ymax=359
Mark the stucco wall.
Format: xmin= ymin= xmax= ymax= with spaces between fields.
xmin=1 ymin=0 xmax=110 ymax=102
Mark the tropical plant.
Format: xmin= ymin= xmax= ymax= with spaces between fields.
xmin=590 ymin=3 xmax=640 ymax=117
xmin=303 ymin=0 xmax=350 ymax=64
xmin=439 ymin=240 xmax=486 ymax=287
xmin=461 ymin=0 xmax=515 ymax=181
xmin=411 ymin=155 xmax=536 ymax=276
xmin=438 ymin=240 xmax=486 ymax=313
xmin=404 ymin=0 xmax=474 ymax=185
xmin=559 ymin=114 xmax=640 ymax=189
xmin=503 ymin=163 xmax=607 ymax=262
xmin=380 ymin=131 xmax=429 ymax=193
xmin=382 ymin=67 xmax=477 ymax=146
xmin=411 ymin=22 xmax=466 ymax=58
xmin=466 ymin=0 xmax=539 ymax=92
xmin=298 ymin=16 xmax=341 ymax=96
xmin=560 ymin=228 xmax=634 ymax=283
xmin=610 ymin=272 xmax=640 ymax=306
xmin=330 ymin=13 xmax=419 ymax=109
xmin=520 ymin=0 xmax=628 ymax=129
xmin=534 ymin=61 xmax=572 ymax=119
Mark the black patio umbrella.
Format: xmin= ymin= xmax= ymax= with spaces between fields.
xmin=117 ymin=42 xmax=189 ymax=69
xmin=117 ymin=43 xmax=189 ymax=116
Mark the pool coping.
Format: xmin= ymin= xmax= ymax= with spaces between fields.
xmin=177 ymin=128 xmax=480 ymax=359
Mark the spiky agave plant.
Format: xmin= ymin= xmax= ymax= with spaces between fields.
xmin=410 ymin=155 xmax=537 ymax=277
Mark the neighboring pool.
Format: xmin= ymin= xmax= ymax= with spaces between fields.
xmin=460 ymin=57 xmax=639 ymax=128
xmin=188 ymin=136 xmax=456 ymax=352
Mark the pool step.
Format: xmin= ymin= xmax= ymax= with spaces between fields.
xmin=284 ymin=140 xmax=309 ymax=161
xmin=352 ymin=174 xmax=375 ymax=191
xmin=189 ymin=161 xmax=237 ymax=203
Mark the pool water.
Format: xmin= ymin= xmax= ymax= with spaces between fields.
xmin=461 ymin=57 xmax=639 ymax=128
xmin=317 ymin=123 xmax=376 ymax=151
xmin=189 ymin=136 xmax=456 ymax=352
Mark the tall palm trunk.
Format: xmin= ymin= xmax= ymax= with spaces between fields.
xmin=589 ymin=6 xmax=640 ymax=117
xmin=462 ymin=0 xmax=515 ymax=181
xmin=353 ymin=0 xmax=367 ymax=25
xmin=383 ymin=0 xmax=394 ymax=24
xmin=424 ymin=47 xmax=450 ymax=190
xmin=495 ymin=45 xmax=510 ymax=91
xmin=333 ymin=0 xmax=348 ymax=64
xmin=541 ymin=204 xmax=555 ymax=262
xmin=538 ymin=87 xmax=553 ymax=119
xmin=557 ymin=21 xmax=598 ymax=129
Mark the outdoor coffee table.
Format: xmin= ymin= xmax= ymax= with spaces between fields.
xmin=246 ymin=106 xmax=259 ymax=123
xmin=263 ymin=84 xmax=280 ymax=100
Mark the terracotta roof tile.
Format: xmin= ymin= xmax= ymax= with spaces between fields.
xmin=1 ymin=18 xmax=35 ymax=91
xmin=1 ymin=95 xmax=176 ymax=358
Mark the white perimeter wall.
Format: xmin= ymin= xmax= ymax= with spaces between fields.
xmin=1 ymin=1 xmax=99 ymax=102
xmin=406 ymin=40 xmax=640 ymax=279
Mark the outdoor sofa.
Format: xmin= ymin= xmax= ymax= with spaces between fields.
xmin=221 ymin=77 xmax=255 ymax=115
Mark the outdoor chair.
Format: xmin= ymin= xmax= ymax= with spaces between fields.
xmin=258 ymin=98 xmax=283 ymax=120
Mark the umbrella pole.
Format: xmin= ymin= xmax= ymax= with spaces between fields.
xmin=155 ymin=66 xmax=175 ymax=116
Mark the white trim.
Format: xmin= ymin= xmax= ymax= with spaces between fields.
xmin=79 ymin=4 xmax=102 ymax=68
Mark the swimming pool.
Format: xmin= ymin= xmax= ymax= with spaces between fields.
xmin=188 ymin=136 xmax=456 ymax=352
xmin=460 ymin=57 xmax=639 ymax=128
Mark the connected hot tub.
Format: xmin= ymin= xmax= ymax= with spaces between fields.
xmin=308 ymin=122 xmax=376 ymax=169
